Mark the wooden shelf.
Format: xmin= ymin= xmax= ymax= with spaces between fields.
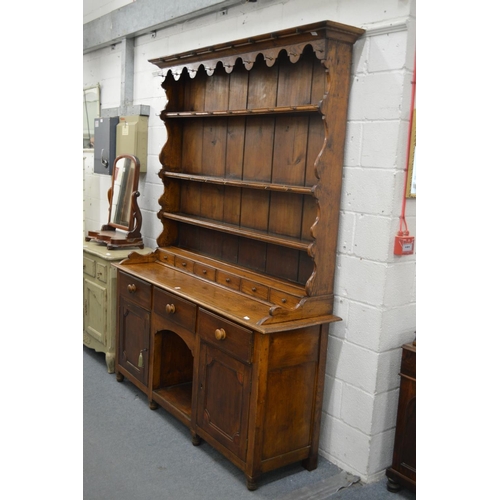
xmin=153 ymin=19 xmax=363 ymax=295
xmin=154 ymin=383 xmax=192 ymax=419
xmin=163 ymin=105 xmax=320 ymax=118
xmin=162 ymin=212 xmax=312 ymax=251
xmin=161 ymin=172 xmax=315 ymax=195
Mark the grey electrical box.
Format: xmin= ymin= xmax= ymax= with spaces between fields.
xmin=93 ymin=116 xmax=119 ymax=175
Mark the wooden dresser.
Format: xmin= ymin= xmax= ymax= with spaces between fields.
xmin=386 ymin=342 xmax=416 ymax=492
xmin=83 ymin=241 xmax=151 ymax=372
xmin=113 ymin=21 xmax=364 ymax=490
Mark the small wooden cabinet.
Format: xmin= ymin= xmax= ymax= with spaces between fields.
xmin=114 ymin=21 xmax=364 ymax=490
xmin=83 ymin=241 xmax=151 ymax=373
xmin=386 ymin=342 xmax=416 ymax=492
xmin=196 ymin=324 xmax=252 ymax=462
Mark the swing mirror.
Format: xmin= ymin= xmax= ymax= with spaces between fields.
xmin=109 ymin=155 xmax=140 ymax=231
xmin=85 ymin=154 xmax=144 ymax=250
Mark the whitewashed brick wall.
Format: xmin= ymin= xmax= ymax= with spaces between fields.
xmin=83 ymin=0 xmax=416 ymax=483
xmin=322 ymin=4 xmax=416 ymax=481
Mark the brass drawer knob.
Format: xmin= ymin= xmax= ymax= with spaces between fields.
xmin=215 ymin=328 xmax=226 ymax=341
xmin=165 ymin=303 xmax=176 ymax=314
xmin=127 ymin=284 xmax=137 ymax=293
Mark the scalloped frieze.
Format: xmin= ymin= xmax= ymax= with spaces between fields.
xmin=164 ymin=40 xmax=325 ymax=80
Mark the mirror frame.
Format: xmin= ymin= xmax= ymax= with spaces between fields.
xmin=108 ymin=154 xmax=141 ymax=232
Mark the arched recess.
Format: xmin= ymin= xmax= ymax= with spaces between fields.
xmin=151 ymin=329 xmax=195 ymax=423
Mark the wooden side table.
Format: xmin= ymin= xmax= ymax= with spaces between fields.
xmin=386 ymin=341 xmax=416 ymax=492
xmin=83 ymin=241 xmax=152 ymax=372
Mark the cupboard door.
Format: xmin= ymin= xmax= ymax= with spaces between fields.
xmin=196 ymin=342 xmax=251 ymax=461
xmin=83 ymin=278 xmax=106 ymax=345
xmin=118 ymin=298 xmax=151 ymax=387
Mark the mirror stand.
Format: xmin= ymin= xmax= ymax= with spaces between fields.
xmin=86 ymin=155 xmax=145 ymax=250
xmin=86 ymin=191 xmax=144 ymax=249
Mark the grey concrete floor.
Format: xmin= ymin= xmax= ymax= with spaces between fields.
xmin=83 ymin=346 xmax=415 ymax=500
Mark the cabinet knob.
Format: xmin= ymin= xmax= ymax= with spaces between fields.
xmin=215 ymin=328 xmax=226 ymax=341
xmin=165 ymin=303 xmax=176 ymax=314
xmin=127 ymin=284 xmax=136 ymax=293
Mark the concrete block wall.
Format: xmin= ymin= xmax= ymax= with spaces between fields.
xmin=83 ymin=0 xmax=416 ymax=483
xmin=321 ymin=5 xmax=416 ymax=480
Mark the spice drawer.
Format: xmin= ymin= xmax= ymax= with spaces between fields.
xmin=241 ymin=279 xmax=269 ymax=301
xmin=194 ymin=262 xmax=216 ymax=281
xmin=175 ymin=255 xmax=195 ymax=273
xmin=215 ymin=270 xmax=241 ymax=291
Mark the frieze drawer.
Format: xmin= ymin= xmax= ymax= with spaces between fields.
xmin=153 ymin=287 xmax=197 ymax=332
xmin=198 ymin=309 xmax=253 ymax=364
xmin=118 ymin=271 xmax=152 ymax=309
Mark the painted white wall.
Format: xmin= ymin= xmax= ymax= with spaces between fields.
xmin=83 ymin=0 xmax=416 ymax=483
xmin=83 ymin=0 xmax=133 ymax=24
